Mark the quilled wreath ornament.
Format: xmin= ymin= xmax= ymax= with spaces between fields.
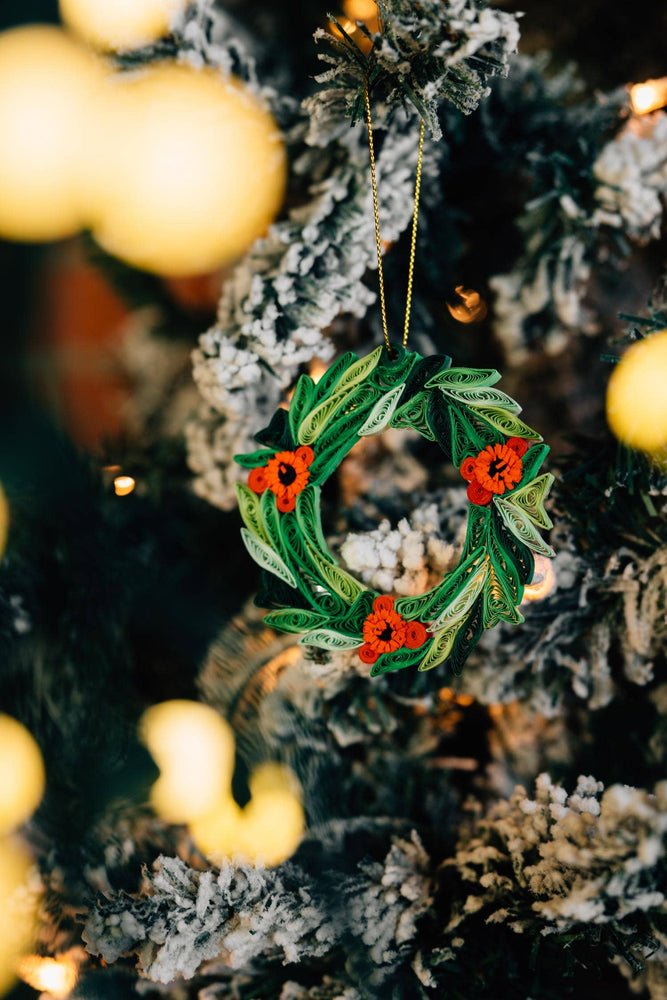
xmin=235 ymin=345 xmax=554 ymax=676
xmin=234 ymin=72 xmax=554 ymax=677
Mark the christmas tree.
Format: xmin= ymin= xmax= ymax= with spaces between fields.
xmin=1 ymin=2 xmax=667 ymax=999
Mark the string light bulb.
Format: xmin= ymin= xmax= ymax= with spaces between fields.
xmin=0 ymin=25 xmax=103 ymax=242
xmin=87 ymin=63 xmax=287 ymax=277
xmin=189 ymin=762 xmax=304 ymax=867
xmin=59 ymin=0 xmax=189 ymax=51
xmin=139 ymin=701 xmax=236 ymax=824
xmin=446 ymin=286 xmax=488 ymax=324
xmin=0 ymin=715 xmax=45 ymax=836
xmin=606 ymin=330 xmax=667 ymax=453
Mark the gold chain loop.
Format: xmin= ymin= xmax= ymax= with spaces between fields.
xmin=363 ymin=79 xmax=425 ymax=351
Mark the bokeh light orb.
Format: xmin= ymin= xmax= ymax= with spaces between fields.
xmin=606 ymin=330 xmax=667 ymax=453
xmin=88 ymin=63 xmax=287 ymax=277
xmin=139 ymin=700 xmax=236 ymax=824
xmin=0 ymin=715 xmax=45 ymax=836
xmin=0 ymin=839 xmax=36 ymax=997
xmin=0 ymin=485 xmax=8 ymax=563
xmin=59 ymin=0 xmax=189 ymax=51
xmin=0 ymin=26 xmax=102 ymax=242
xmin=189 ymin=763 xmax=304 ymax=867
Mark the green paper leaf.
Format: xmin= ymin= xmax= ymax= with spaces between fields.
xmin=449 ymin=405 xmax=492 ymax=464
xmin=299 ymin=629 xmax=364 ymax=650
xmin=418 ymin=621 xmax=462 ymax=671
xmin=304 ymin=538 xmax=364 ymax=605
xmin=428 ymin=560 xmax=487 ymax=633
xmin=390 ymin=390 xmax=436 ymax=440
xmin=264 ymin=609 xmax=330 ymax=633
xmin=370 ymin=645 xmax=425 ymax=676
xmin=333 ymin=344 xmax=382 ymax=394
xmin=441 ymin=386 xmax=522 ymax=413
xmin=313 ymin=352 xmax=356 ymax=400
xmin=288 ymin=374 xmax=316 ymax=442
xmin=473 ymin=407 xmax=543 ymax=440
xmin=521 ymin=443 xmax=551 ymax=482
xmin=494 ymin=497 xmax=555 ymax=558
xmin=296 ymin=390 xmax=349 ymax=445
xmin=234 ymin=448 xmax=276 ymax=469
xmin=236 ymin=483 xmax=271 ymax=545
xmin=507 ymin=473 xmax=554 ymax=529
xmin=425 ymin=367 xmax=501 ymax=390
xmin=358 ymin=382 xmax=406 ymax=436
xmin=241 ymin=528 xmax=297 ymax=589
xmin=296 ymin=487 xmax=337 ymax=565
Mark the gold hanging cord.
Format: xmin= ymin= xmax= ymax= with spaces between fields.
xmin=363 ymin=77 xmax=425 ymax=351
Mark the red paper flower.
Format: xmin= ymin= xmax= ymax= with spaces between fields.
xmin=248 ymin=446 xmax=314 ymax=512
xmin=358 ymin=595 xmax=428 ymax=664
xmin=459 ymin=437 xmax=530 ymax=506
xmin=404 ymin=621 xmax=428 ymax=649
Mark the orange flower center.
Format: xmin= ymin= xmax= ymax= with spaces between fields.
xmin=473 ymin=443 xmax=522 ymax=495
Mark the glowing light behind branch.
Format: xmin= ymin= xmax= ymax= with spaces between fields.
xmin=113 ymin=476 xmax=136 ymax=497
xmin=630 ymin=78 xmax=667 ymax=115
xmin=140 ymin=700 xmax=304 ymax=866
xmin=16 ymin=954 xmax=78 ymax=999
xmin=446 ymin=286 xmax=488 ymax=324
xmin=521 ymin=555 xmax=556 ymax=603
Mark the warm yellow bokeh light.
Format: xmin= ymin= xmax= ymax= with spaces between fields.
xmin=630 ymin=78 xmax=667 ymax=115
xmin=0 ymin=715 xmax=45 ymax=836
xmin=0 ymin=839 xmax=36 ymax=997
xmin=0 ymin=485 xmax=8 ymax=563
xmin=342 ymin=0 xmax=380 ymax=30
xmin=606 ymin=330 xmax=667 ymax=453
xmin=113 ymin=476 xmax=136 ymax=497
xmin=0 ymin=25 xmax=103 ymax=242
xmin=190 ymin=763 xmax=304 ymax=867
xmin=235 ymin=763 xmax=304 ymax=866
xmin=16 ymin=954 xmax=78 ymax=999
xmin=87 ymin=63 xmax=287 ymax=277
xmin=446 ymin=286 xmax=488 ymax=324
xmin=521 ymin=555 xmax=556 ymax=603
xmin=59 ymin=0 xmax=189 ymax=51
xmin=139 ymin=700 xmax=236 ymax=824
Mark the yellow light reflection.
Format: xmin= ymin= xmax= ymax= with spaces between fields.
xmin=446 ymin=286 xmax=488 ymax=324
xmin=522 ymin=555 xmax=556 ymax=603
xmin=16 ymin=955 xmax=78 ymax=999
xmin=630 ymin=78 xmax=667 ymax=115
xmin=308 ymin=359 xmax=329 ymax=384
